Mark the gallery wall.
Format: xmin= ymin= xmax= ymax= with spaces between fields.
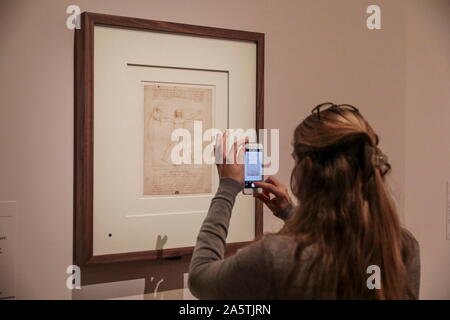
xmin=0 ymin=0 xmax=447 ymax=299
xmin=404 ymin=0 xmax=450 ymax=299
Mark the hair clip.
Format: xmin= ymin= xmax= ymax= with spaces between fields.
xmin=371 ymin=148 xmax=391 ymax=176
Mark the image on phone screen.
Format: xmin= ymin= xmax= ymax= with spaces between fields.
xmin=244 ymin=149 xmax=263 ymax=189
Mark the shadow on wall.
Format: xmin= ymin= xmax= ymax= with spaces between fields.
xmin=73 ymin=234 xmax=190 ymax=300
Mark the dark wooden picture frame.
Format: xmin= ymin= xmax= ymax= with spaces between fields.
xmin=74 ymin=12 xmax=264 ymax=266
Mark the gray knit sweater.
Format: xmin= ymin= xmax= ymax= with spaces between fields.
xmin=188 ymin=178 xmax=421 ymax=299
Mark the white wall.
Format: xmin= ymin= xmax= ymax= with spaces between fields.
xmin=404 ymin=0 xmax=450 ymax=299
xmin=0 ymin=0 xmax=74 ymax=299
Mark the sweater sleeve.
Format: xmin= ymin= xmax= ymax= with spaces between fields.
xmin=407 ymin=235 xmax=421 ymax=299
xmin=188 ymin=178 xmax=272 ymax=299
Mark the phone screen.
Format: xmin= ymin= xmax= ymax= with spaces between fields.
xmin=244 ymin=149 xmax=263 ymax=188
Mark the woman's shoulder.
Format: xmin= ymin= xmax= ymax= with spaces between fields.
xmin=255 ymin=234 xmax=304 ymax=265
xmin=400 ymin=228 xmax=421 ymax=299
xmin=228 ymin=234 xmax=299 ymax=282
xmin=238 ymin=234 xmax=298 ymax=264
xmin=258 ymin=234 xmax=296 ymax=251
xmin=255 ymin=233 xmax=317 ymax=260
xmin=400 ymin=228 xmax=420 ymax=269
xmin=401 ymin=228 xmax=420 ymax=257
xmin=254 ymin=234 xmax=316 ymax=294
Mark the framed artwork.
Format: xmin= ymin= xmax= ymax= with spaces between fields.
xmin=74 ymin=12 xmax=264 ymax=265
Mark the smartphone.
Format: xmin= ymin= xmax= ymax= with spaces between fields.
xmin=242 ymin=143 xmax=263 ymax=195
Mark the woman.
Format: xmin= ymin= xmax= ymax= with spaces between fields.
xmin=188 ymin=103 xmax=420 ymax=299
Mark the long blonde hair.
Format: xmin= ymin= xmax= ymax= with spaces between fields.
xmin=280 ymin=103 xmax=413 ymax=299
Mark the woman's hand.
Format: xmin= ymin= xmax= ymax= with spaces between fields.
xmin=253 ymin=176 xmax=291 ymax=214
xmin=215 ymin=131 xmax=245 ymax=184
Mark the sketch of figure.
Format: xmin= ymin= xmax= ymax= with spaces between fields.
xmin=159 ymin=109 xmax=205 ymax=164
xmin=143 ymin=84 xmax=213 ymax=195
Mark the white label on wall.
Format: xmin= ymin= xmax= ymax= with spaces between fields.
xmin=0 ymin=201 xmax=17 ymax=299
